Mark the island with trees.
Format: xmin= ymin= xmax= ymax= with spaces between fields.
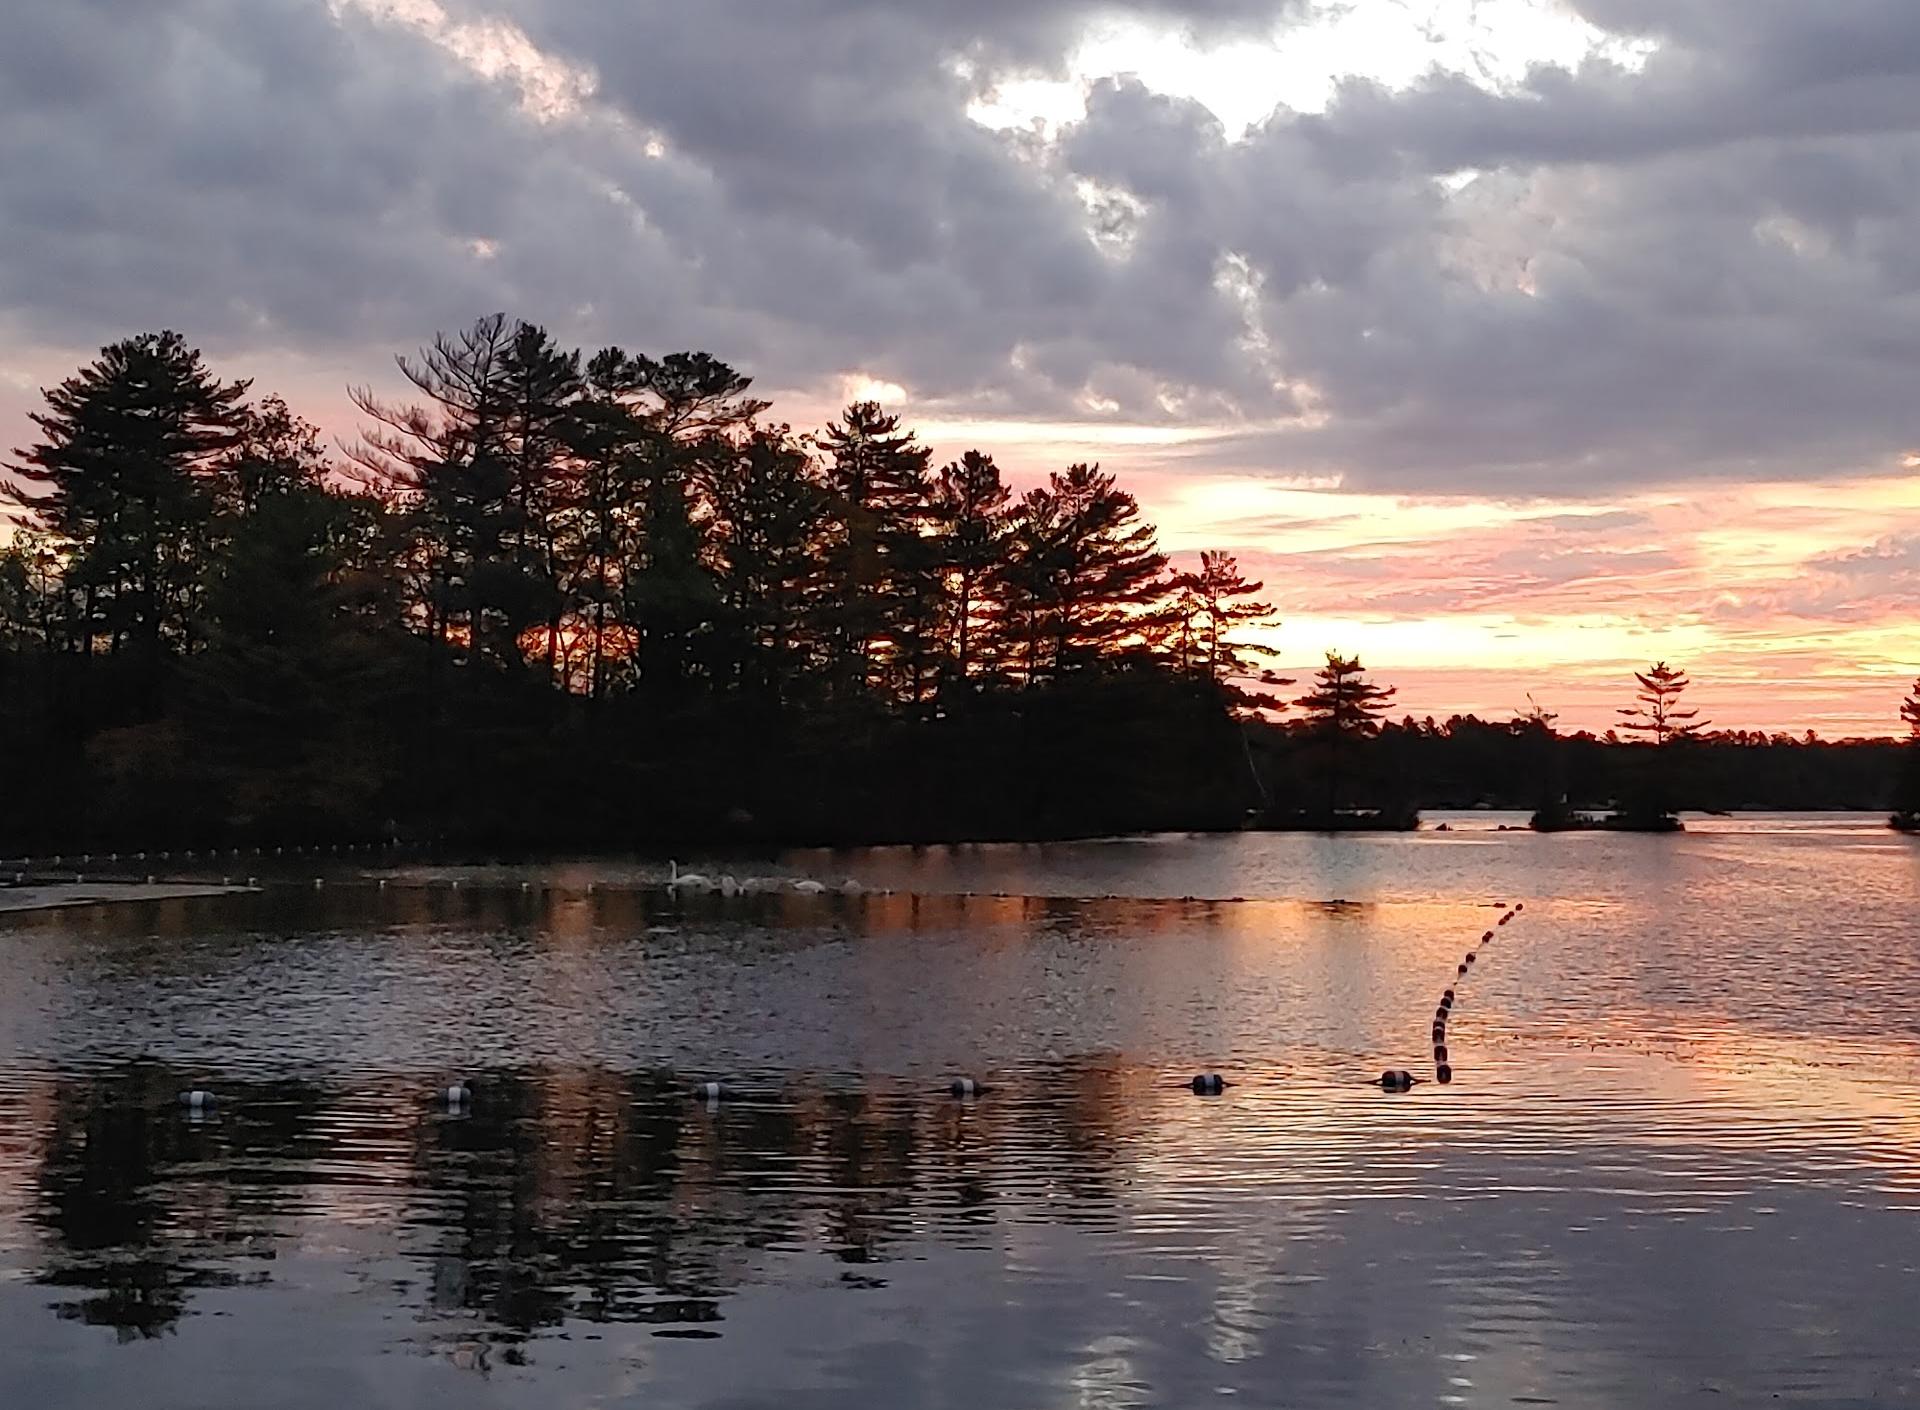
xmin=2 ymin=324 xmax=1917 ymax=852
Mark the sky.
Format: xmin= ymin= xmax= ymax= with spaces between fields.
xmin=3 ymin=0 xmax=1918 ymax=735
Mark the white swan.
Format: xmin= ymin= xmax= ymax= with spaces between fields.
xmin=668 ymin=860 xmax=715 ymax=891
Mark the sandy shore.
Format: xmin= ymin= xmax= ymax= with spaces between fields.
xmin=0 ymin=881 xmax=255 ymax=914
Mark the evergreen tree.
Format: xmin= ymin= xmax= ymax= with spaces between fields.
xmin=1612 ymin=661 xmax=1706 ymax=827
xmin=706 ymin=426 xmax=827 ymax=705
xmin=5 ymin=331 xmax=248 ymax=707
xmin=351 ymin=315 xmax=521 ymax=673
xmin=188 ymin=407 xmax=395 ymax=833
xmin=500 ymin=324 xmax=584 ymax=682
xmin=558 ymin=348 xmax=649 ymax=701
xmin=994 ymin=463 xmax=1168 ymax=686
xmin=814 ymin=401 xmax=932 ymax=701
xmin=1617 ymin=661 xmax=1707 ymax=745
xmin=924 ymin=450 xmax=1012 ymax=697
xmin=1892 ymin=677 xmax=1920 ymax=832
xmin=1173 ymin=550 xmax=1284 ymax=708
xmin=1294 ymin=652 xmax=1396 ymax=819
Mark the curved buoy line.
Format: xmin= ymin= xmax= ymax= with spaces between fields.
xmin=1419 ymin=902 xmax=1526 ymax=1089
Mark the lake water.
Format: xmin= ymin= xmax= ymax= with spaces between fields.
xmin=3 ymin=814 xmax=1919 ymax=1407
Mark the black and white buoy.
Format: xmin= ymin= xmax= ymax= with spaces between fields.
xmin=178 ymin=1089 xmax=217 ymax=1114
xmin=694 ymin=1080 xmax=729 ymax=1102
xmin=949 ymin=1077 xmax=985 ymax=1098
xmin=1435 ymin=1063 xmax=1453 ymax=1084
xmin=443 ymin=1082 xmax=472 ymax=1110
xmin=1378 ymin=1070 xmax=1415 ymax=1092
xmin=1190 ymin=1073 xmax=1229 ymax=1096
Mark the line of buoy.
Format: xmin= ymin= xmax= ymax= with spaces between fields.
xmin=1421 ymin=901 xmax=1527 ymax=1088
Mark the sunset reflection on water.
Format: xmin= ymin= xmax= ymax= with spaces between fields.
xmin=3 ymin=821 xmax=1920 ymax=1407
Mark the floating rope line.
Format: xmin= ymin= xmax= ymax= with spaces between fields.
xmin=1420 ymin=901 xmax=1526 ymax=1087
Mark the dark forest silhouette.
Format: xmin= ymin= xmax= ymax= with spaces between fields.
xmin=2 ymin=325 xmax=1916 ymax=850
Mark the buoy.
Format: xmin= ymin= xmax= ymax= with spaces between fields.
xmin=1465 ymin=953 xmax=1476 ymax=965
xmin=313 ymin=877 xmax=324 ymax=889
xmin=1499 ymin=913 xmax=1512 ymax=925
xmin=1514 ymin=903 xmax=1524 ymax=913
xmin=1436 ymin=1064 xmax=1453 ymax=1084
xmin=247 ymin=877 xmax=258 ymax=887
xmin=520 ymin=881 xmax=531 ymax=892
xmin=443 ymin=1083 xmax=472 ymax=1108
xmin=695 ymin=1080 xmax=728 ymax=1102
xmin=1379 ymin=1070 xmax=1415 ymax=1091
xmin=1483 ymin=931 xmax=1494 ymax=942
xmin=146 ymin=875 xmax=156 ymax=885
xmin=1457 ymin=964 xmax=1468 ymax=976
xmin=1190 ymin=1073 xmax=1228 ymax=1095
xmin=1432 ymin=1024 xmax=1446 ymax=1042
xmin=949 ymin=1077 xmax=984 ymax=1098
xmin=378 ymin=878 xmax=387 ymax=889
xmin=178 ymin=1089 xmax=216 ymax=1112
xmin=1434 ymin=1044 xmax=1449 ymax=1063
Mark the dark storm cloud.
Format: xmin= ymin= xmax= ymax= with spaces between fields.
xmin=4 ymin=0 xmax=1920 ymax=494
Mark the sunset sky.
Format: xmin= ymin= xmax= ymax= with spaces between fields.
xmin=4 ymin=0 xmax=1918 ymax=734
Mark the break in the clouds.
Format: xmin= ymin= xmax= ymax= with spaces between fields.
xmin=5 ymin=0 xmax=1920 ymax=498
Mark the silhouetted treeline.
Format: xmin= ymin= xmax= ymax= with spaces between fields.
xmin=1 ymin=324 xmax=1282 ymax=848
xmin=3 ymin=326 xmax=1913 ymax=851
xmin=1248 ymin=714 xmax=1912 ymax=817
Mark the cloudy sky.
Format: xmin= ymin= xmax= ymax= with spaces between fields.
xmin=4 ymin=0 xmax=1918 ymax=732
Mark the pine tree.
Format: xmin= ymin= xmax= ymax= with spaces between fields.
xmin=1612 ymin=661 xmax=1705 ymax=827
xmin=1617 ymin=661 xmax=1707 ymax=745
xmin=558 ymin=348 xmax=649 ymax=701
xmin=814 ymin=401 xmax=932 ymax=702
xmin=350 ymin=315 xmax=521 ymax=673
xmin=1892 ymin=677 xmax=1920 ymax=832
xmin=706 ymin=426 xmax=828 ymax=704
xmin=188 ymin=408 xmax=394 ymax=833
xmin=924 ymin=450 xmax=1012 ymax=697
xmin=1294 ymin=652 xmax=1396 ymax=819
xmin=1005 ymin=462 xmax=1167 ymax=683
xmin=5 ymin=332 xmax=248 ymax=706
xmin=1172 ymin=550 xmax=1283 ymax=708
xmin=500 ymin=324 xmax=583 ymax=682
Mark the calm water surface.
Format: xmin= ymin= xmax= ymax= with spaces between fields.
xmin=3 ymin=815 xmax=1919 ymax=1407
